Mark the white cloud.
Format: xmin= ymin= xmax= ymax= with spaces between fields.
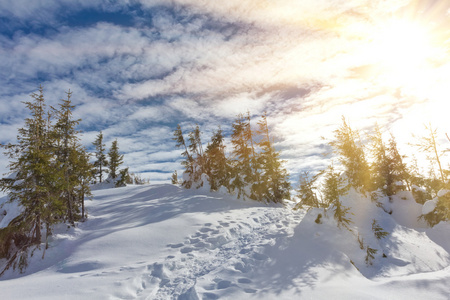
xmin=1 ymin=0 xmax=449 ymax=183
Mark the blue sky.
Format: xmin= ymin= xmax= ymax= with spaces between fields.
xmin=1 ymin=0 xmax=449 ymax=184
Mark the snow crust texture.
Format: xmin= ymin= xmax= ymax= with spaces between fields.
xmin=1 ymin=184 xmax=450 ymax=299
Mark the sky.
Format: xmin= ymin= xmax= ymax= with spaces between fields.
xmin=0 ymin=0 xmax=449 ymax=184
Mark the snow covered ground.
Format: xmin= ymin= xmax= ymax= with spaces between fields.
xmin=1 ymin=184 xmax=450 ymax=299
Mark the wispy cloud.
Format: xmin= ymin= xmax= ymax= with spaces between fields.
xmin=1 ymin=0 xmax=449 ymax=183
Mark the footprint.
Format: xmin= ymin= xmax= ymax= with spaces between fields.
xmin=244 ymin=288 xmax=257 ymax=293
xmin=180 ymin=247 xmax=194 ymax=254
xmin=237 ymin=278 xmax=252 ymax=284
xmin=194 ymin=233 xmax=209 ymax=239
xmin=168 ymin=243 xmax=184 ymax=248
xmin=234 ymin=262 xmax=251 ymax=273
xmin=203 ymin=283 xmax=216 ymax=291
xmin=200 ymin=227 xmax=214 ymax=233
xmin=217 ymin=280 xmax=232 ymax=289
xmin=239 ymin=248 xmax=251 ymax=254
xmin=203 ymin=292 xmax=219 ymax=299
xmin=206 ymin=235 xmax=228 ymax=247
xmin=194 ymin=241 xmax=212 ymax=248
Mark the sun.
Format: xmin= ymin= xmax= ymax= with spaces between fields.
xmin=366 ymin=19 xmax=437 ymax=84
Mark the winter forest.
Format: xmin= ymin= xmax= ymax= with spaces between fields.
xmin=1 ymin=0 xmax=450 ymax=298
xmin=1 ymin=86 xmax=450 ymax=299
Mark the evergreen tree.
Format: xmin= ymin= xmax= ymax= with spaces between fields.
xmin=372 ymin=219 xmax=389 ymax=239
xmin=171 ymin=170 xmax=179 ymax=185
xmin=73 ymin=147 xmax=93 ymax=221
xmin=365 ymin=246 xmax=378 ymax=266
xmin=387 ymin=133 xmax=411 ymax=191
xmin=173 ymin=124 xmax=194 ymax=188
xmin=422 ymin=191 xmax=450 ymax=226
xmin=230 ymin=114 xmax=254 ymax=199
xmin=205 ymin=127 xmax=229 ymax=191
xmin=369 ymin=125 xmax=391 ymax=194
xmin=107 ymin=139 xmax=124 ymax=180
xmin=329 ymin=117 xmax=371 ymax=192
xmin=92 ymin=131 xmax=107 ymax=183
xmin=369 ymin=126 xmax=409 ymax=197
xmin=52 ymin=90 xmax=90 ymax=225
xmin=188 ymin=125 xmax=205 ymax=187
xmin=408 ymin=156 xmax=430 ymax=204
xmin=322 ymin=165 xmax=351 ymax=229
xmin=294 ymin=171 xmax=321 ymax=210
xmin=0 ymin=87 xmax=92 ymax=275
xmin=115 ymin=167 xmax=130 ymax=187
xmin=294 ymin=172 xmax=322 ymax=209
xmin=0 ymin=86 xmax=56 ymax=272
xmin=256 ymin=113 xmax=290 ymax=203
xmin=126 ymin=173 xmax=150 ymax=185
xmin=413 ymin=124 xmax=446 ymax=185
xmin=245 ymin=111 xmax=261 ymax=199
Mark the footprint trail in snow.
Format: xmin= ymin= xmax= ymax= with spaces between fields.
xmin=122 ymin=206 xmax=304 ymax=299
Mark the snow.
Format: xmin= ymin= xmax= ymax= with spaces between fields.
xmin=423 ymin=199 xmax=438 ymax=215
xmin=437 ymin=189 xmax=450 ymax=197
xmin=1 ymin=184 xmax=450 ymax=299
xmin=0 ymin=195 xmax=22 ymax=229
xmin=412 ymin=185 xmax=426 ymax=193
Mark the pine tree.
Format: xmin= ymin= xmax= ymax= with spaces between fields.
xmin=52 ymin=90 xmax=89 ymax=225
xmin=294 ymin=171 xmax=320 ymax=210
xmin=107 ymin=139 xmax=124 ymax=180
xmin=205 ymin=127 xmax=229 ymax=191
xmin=188 ymin=125 xmax=205 ymax=187
xmin=423 ymin=191 xmax=450 ymax=226
xmin=116 ymin=167 xmax=130 ymax=187
xmin=413 ymin=124 xmax=446 ymax=185
xmin=92 ymin=131 xmax=107 ymax=183
xmin=245 ymin=111 xmax=261 ymax=199
xmin=256 ymin=113 xmax=290 ymax=203
xmin=230 ymin=114 xmax=254 ymax=199
xmin=369 ymin=125 xmax=391 ymax=194
xmin=73 ymin=147 xmax=93 ymax=221
xmin=329 ymin=117 xmax=371 ymax=192
xmin=372 ymin=219 xmax=389 ymax=239
xmin=0 ymin=87 xmax=93 ymax=275
xmin=322 ymin=165 xmax=351 ymax=229
xmin=388 ymin=133 xmax=411 ymax=191
xmin=173 ymin=124 xmax=194 ymax=188
xmin=171 ymin=170 xmax=179 ymax=185
xmin=365 ymin=246 xmax=378 ymax=266
xmin=0 ymin=86 xmax=56 ymax=272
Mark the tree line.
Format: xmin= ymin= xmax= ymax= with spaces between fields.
xmin=0 ymin=87 xmax=128 ymax=275
xmin=295 ymin=117 xmax=450 ymax=236
xmin=173 ymin=113 xmax=449 ymax=233
xmin=173 ymin=112 xmax=291 ymax=203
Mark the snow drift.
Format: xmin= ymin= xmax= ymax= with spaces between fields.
xmin=0 ymin=184 xmax=449 ymax=299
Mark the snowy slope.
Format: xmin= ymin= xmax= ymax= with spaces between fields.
xmin=1 ymin=184 xmax=450 ymax=299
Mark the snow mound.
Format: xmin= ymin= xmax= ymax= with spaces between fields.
xmin=0 ymin=195 xmax=22 ymax=229
xmin=423 ymin=199 xmax=438 ymax=215
xmin=1 ymin=184 xmax=449 ymax=299
xmin=437 ymin=189 xmax=450 ymax=197
xmin=298 ymin=188 xmax=448 ymax=279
